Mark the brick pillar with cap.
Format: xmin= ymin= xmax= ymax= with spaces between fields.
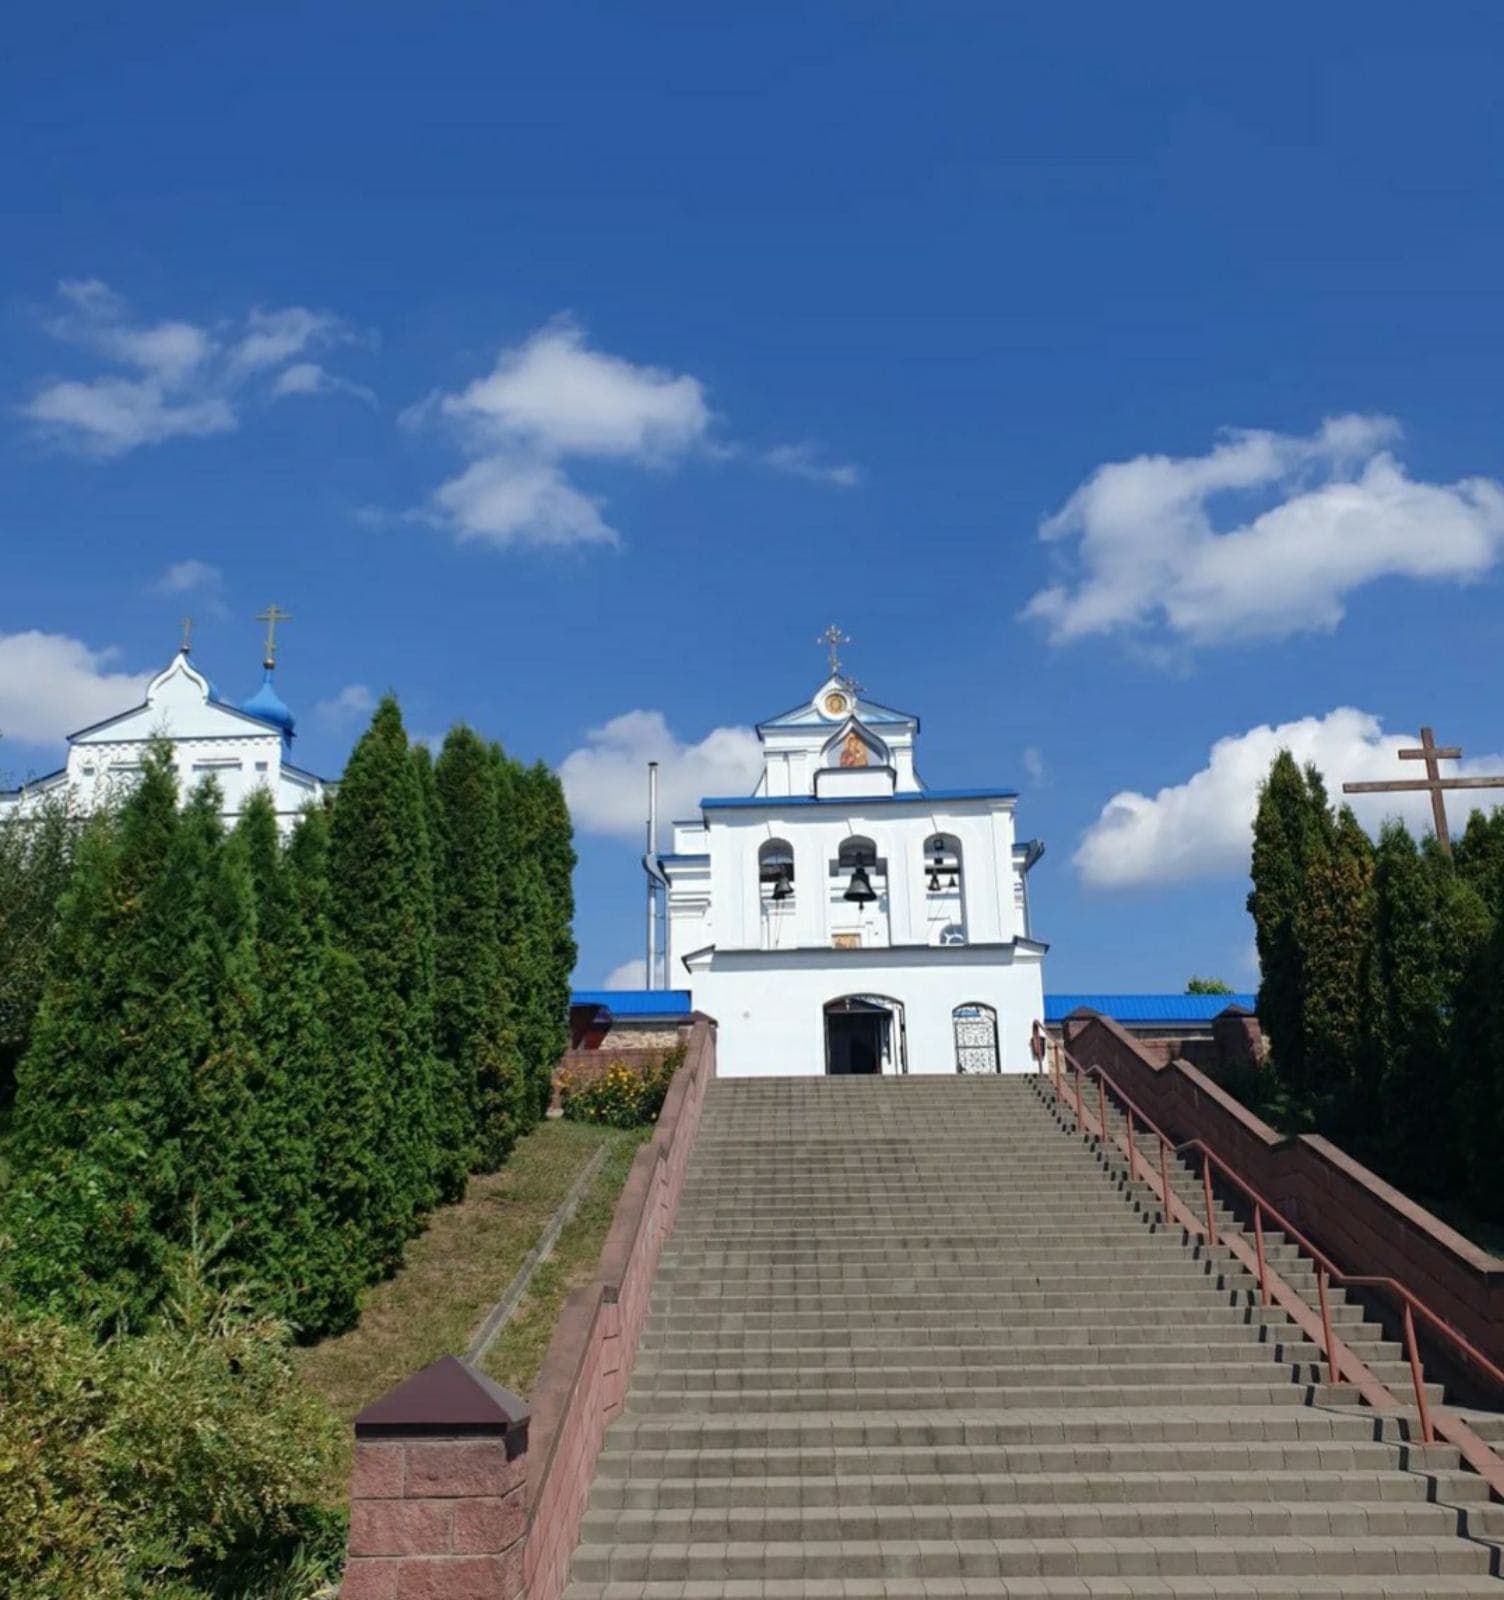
xmin=341 ymin=1355 xmax=529 ymax=1600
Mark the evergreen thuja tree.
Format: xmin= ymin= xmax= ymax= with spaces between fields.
xmin=494 ymin=750 xmax=556 ymax=1126
xmin=0 ymin=796 xmax=77 ymax=1101
xmin=413 ymin=741 xmax=468 ymax=1203
xmin=435 ymin=727 xmax=524 ymax=1171
xmin=230 ymin=792 xmax=322 ymax=1320
xmin=176 ymin=781 xmax=266 ymax=1270
xmin=1456 ymin=808 xmax=1504 ymax=920
xmin=6 ymin=738 xmax=210 ymax=1324
xmin=1248 ymin=753 xmax=1333 ymax=1108
xmin=329 ymin=697 xmax=440 ymax=1251
xmin=1296 ymin=805 xmax=1378 ymax=1138
xmin=1453 ymin=908 xmax=1504 ymax=1220
xmin=531 ymin=761 xmax=577 ymax=1117
xmin=285 ymin=805 xmax=383 ymax=1332
xmin=1371 ymin=824 xmax=1490 ymax=1183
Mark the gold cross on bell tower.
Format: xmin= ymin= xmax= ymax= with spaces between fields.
xmin=818 ymin=624 xmax=850 ymax=677
xmin=256 ymin=604 xmax=293 ymax=669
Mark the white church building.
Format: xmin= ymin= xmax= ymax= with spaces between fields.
xmin=0 ymin=636 xmax=331 ymax=830
xmin=654 ymin=665 xmax=1047 ymax=1076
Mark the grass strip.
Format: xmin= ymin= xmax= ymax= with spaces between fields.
xmin=295 ymin=1118 xmax=618 ymax=1477
xmin=480 ymin=1127 xmax=648 ymax=1395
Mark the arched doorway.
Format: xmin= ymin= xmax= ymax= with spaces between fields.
xmin=824 ymin=995 xmax=906 ymax=1075
xmin=953 ymin=1002 xmax=1001 ymax=1074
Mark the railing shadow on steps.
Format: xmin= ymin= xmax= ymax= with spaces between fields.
xmin=338 ymin=1013 xmax=717 ymax=1600
xmin=1031 ymin=1018 xmax=1504 ymax=1501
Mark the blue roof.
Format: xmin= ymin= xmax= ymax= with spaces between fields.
xmin=571 ymin=989 xmax=693 ymax=1017
xmin=1045 ymin=993 xmax=1256 ymax=1025
xmin=701 ymin=787 xmax=1018 ymax=810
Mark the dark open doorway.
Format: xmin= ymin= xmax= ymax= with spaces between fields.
xmin=824 ymin=996 xmax=899 ymax=1075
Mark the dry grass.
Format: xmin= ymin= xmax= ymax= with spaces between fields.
xmin=480 ymin=1128 xmax=647 ymax=1395
xmin=295 ymin=1118 xmax=618 ymax=1429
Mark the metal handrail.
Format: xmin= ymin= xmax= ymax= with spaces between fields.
xmin=1028 ymin=1021 xmax=1504 ymax=1449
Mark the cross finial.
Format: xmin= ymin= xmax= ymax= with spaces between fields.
xmin=818 ymin=624 xmax=850 ymax=677
xmin=180 ymin=615 xmax=194 ymax=654
xmin=255 ymin=604 xmax=293 ymax=670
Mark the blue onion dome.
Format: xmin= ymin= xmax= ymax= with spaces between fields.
xmin=242 ymin=667 xmax=295 ymax=735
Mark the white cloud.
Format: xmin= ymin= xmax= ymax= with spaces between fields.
xmin=315 ymin=683 xmax=377 ymax=725
xmin=271 ymin=361 xmax=377 ymax=406
xmin=412 ymin=316 xmax=862 ymax=548
xmin=1026 ymin=416 xmax=1504 ymax=645
xmin=0 ymin=631 xmax=148 ymax=746
xmin=764 ymin=442 xmax=862 ymax=488
xmin=414 ymin=318 xmax=710 ymax=549
xmin=558 ymin=709 xmax=762 ymax=839
xmin=21 ymin=280 xmax=370 ymax=457
xmin=1075 ymin=706 xmax=1504 ymax=890
xmin=443 ymin=318 xmax=711 ymax=460
xmin=1022 ymin=746 xmax=1047 ymax=786
xmin=154 ymin=558 xmax=222 ymax=595
xmin=151 ymin=558 xmax=227 ymax=618
xmin=603 ymin=958 xmax=648 ymax=989
xmin=433 ymin=456 xmax=616 ymax=549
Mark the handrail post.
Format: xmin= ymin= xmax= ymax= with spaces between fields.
xmin=1201 ymin=1150 xmax=1218 ymax=1248
xmin=1402 ymin=1301 xmax=1435 ymax=1445
xmin=1073 ymin=1062 xmax=1084 ymax=1129
xmin=1253 ymin=1204 xmax=1269 ymax=1308
xmin=1317 ymin=1267 xmax=1338 ymax=1386
xmin=1125 ymin=1105 xmax=1138 ymax=1183
xmin=1097 ymin=1075 xmax=1108 ymax=1148
xmin=1158 ymin=1134 xmax=1171 ymax=1216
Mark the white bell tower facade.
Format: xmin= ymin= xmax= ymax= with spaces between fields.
xmin=657 ymin=654 xmax=1047 ymax=1076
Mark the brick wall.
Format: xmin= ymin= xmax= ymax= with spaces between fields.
xmin=524 ymin=1015 xmax=715 ymax=1599
xmin=1062 ymin=1010 xmax=1504 ymax=1365
xmin=340 ymin=1015 xmax=717 ymax=1600
xmin=341 ymin=1359 xmax=530 ymax=1599
xmin=552 ymin=1045 xmax=678 ymax=1113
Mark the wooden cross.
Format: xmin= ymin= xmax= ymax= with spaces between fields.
xmin=818 ymin=624 xmax=850 ymax=677
xmin=256 ymin=604 xmax=292 ymax=669
xmin=1342 ymin=725 xmax=1504 ymax=853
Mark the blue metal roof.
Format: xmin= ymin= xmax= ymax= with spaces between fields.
xmin=701 ymin=787 xmax=1018 ymax=810
xmin=1045 ymin=993 xmax=1256 ymax=1025
xmin=571 ymin=989 xmax=693 ymax=1017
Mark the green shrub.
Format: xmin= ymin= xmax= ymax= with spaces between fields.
xmin=0 ymin=1247 xmax=343 ymax=1599
xmin=559 ymin=1046 xmax=684 ymax=1128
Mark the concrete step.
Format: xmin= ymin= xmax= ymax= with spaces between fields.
xmin=568 ymin=1531 xmax=1499 ymax=1583
xmin=580 ymin=1495 xmax=1504 ymax=1544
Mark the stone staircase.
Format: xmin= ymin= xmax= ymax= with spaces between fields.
xmin=564 ymin=1074 xmax=1504 ymax=1597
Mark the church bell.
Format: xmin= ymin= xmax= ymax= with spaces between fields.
xmin=771 ymin=867 xmax=793 ymax=901
xmin=843 ymin=863 xmax=878 ymax=904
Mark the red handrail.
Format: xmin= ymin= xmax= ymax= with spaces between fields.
xmin=1035 ymin=1027 xmax=1504 ymax=1451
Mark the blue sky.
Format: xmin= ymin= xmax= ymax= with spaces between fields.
xmin=5 ymin=4 xmax=1504 ymax=992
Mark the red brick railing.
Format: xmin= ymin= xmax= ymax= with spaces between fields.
xmin=340 ymin=1014 xmax=717 ymax=1599
xmin=1061 ymin=1009 xmax=1504 ymax=1365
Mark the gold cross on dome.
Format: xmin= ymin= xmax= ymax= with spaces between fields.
xmin=818 ymin=624 xmax=850 ymax=677
xmin=256 ymin=604 xmax=293 ymax=669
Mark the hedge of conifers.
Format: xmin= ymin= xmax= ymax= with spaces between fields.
xmin=1248 ymin=750 xmax=1504 ymax=1221
xmin=2 ymin=698 xmax=576 ymax=1338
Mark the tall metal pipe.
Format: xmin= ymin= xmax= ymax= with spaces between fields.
xmin=645 ymin=761 xmax=659 ymax=990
